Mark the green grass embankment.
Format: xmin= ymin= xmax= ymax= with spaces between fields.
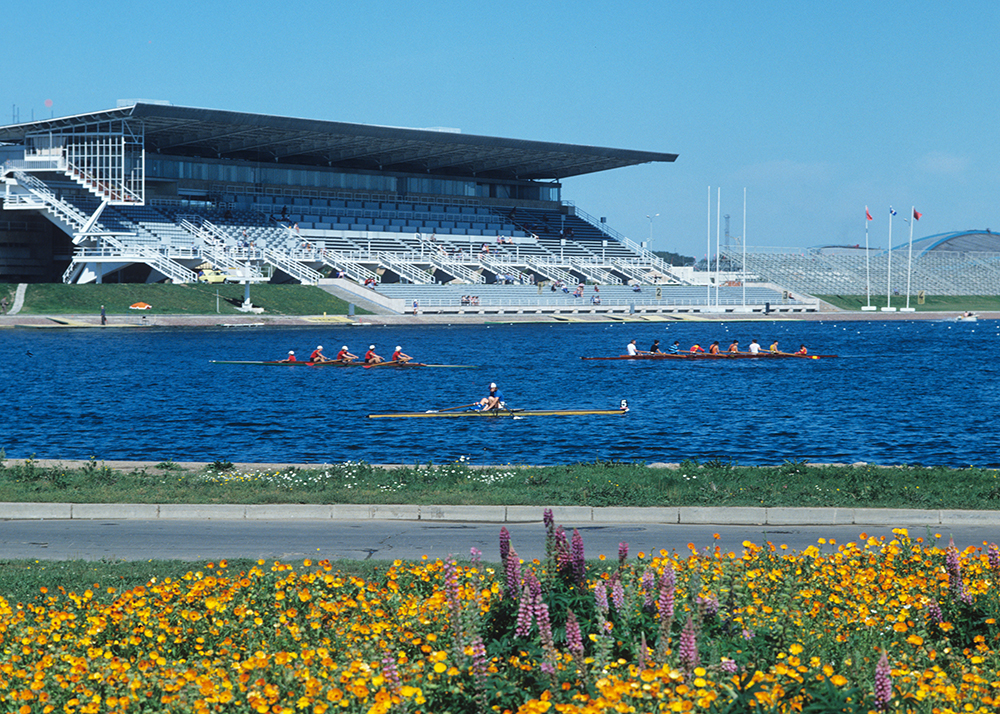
xmin=817 ymin=294 xmax=1000 ymax=311
xmin=2 ymin=457 xmax=998 ymax=510
xmin=1 ymin=283 xmax=370 ymax=316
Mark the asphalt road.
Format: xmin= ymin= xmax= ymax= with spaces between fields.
xmin=2 ymin=519 xmax=993 ymax=562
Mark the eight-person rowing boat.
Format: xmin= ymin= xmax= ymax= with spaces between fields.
xmin=582 ymin=352 xmax=835 ymax=361
xmin=210 ymin=360 xmax=475 ymax=368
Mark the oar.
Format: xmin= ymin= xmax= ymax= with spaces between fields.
xmin=363 ymin=360 xmax=399 ymax=369
xmin=429 ymin=402 xmax=479 ymax=413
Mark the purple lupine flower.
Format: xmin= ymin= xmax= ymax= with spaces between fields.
xmin=536 ymin=601 xmax=555 ymax=653
xmin=554 ymin=526 xmax=570 ymax=572
xmin=543 ymin=508 xmax=554 ymax=532
xmin=642 ymin=569 xmax=656 ymax=609
xmin=515 ymin=584 xmax=534 ymax=637
xmin=658 ymin=567 xmax=676 ymax=621
xmin=470 ymin=635 xmax=490 ymax=713
xmin=571 ymin=529 xmax=586 ymax=585
xmin=381 ymin=652 xmax=401 ymax=693
xmin=594 ymin=581 xmax=609 ymax=614
xmin=565 ymin=609 xmax=584 ymax=657
xmin=989 ymin=543 xmax=1000 ymax=575
xmin=678 ymin=615 xmax=699 ymax=673
xmin=874 ymin=650 xmax=892 ymax=711
xmin=696 ymin=594 xmax=719 ymax=618
xmin=525 ymin=569 xmax=542 ymax=605
xmin=470 ymin=547 xmax=482 ymax=566
xmin=638 ymin=632 xmax=648 ymax=670
xmin=611 ymin=577 xmax=625 ymax=613
xmin=618 ymin=541 xmax=629 ymax=566
xmin=720 ymin=658 xmax=738 ymax=674
xmin=444 ymin=557 xmax=464 ymax=643
xmin=505 ymin=546 xmax=521 ymax=597
xmin=499 ymin=526 xmax=511 ymax=563
xmin=925 ymin=599 xmax=943 ymax=625
xmin=945 ymin=544 xmax=972 ymax=603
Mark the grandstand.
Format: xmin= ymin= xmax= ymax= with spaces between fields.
xmin=726 ymin=231 xmax=1000 ymax=297
xmin=0 ymin=103 xmax=807 ymax=314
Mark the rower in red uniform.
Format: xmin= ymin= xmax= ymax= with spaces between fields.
xmin=336 ymin=345 xmax=357 ymax=363
xmin=391 ymin=345 xmax=412 ymax=363
xmin=365 ymin=344 xmax=384 ymax=364
xmin=796 ymin=345 xmax=808 ymax=355
xmin=309 ymin=345 xmax=330 ymax=363
xmin=690 ymin=343 xmax=705 ymax=354
xmin=280 ymin=350 xmax=296 ymax=363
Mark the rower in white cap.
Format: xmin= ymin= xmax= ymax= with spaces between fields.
xmin=391 ymin=345 xmax=412 ymax=364
xmin=335 ymin=345 xmax=358 ymax=363
xmin=280 ymin=350 xmax=297 ymax=363
xmin=309 ymin=345 xmax=331 ymax=363
xmin=364 ymin=344 xmax=384 ymax=364
xmin=477 ymin=382 xmax=505 ymax=411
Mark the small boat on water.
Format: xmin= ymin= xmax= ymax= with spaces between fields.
xmin=368 ymin=402 xmax=630 ymax=419
xmin=582 ymin=352 xmax=835 ymax=361
xmin=210 ymin=360 xmax=474 ymax=368
xmin=955 ymin=312 xmax=978 ymax=322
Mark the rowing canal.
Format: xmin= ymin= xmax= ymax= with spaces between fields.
xmin=2 ymin=319 xmax=999 ymax=467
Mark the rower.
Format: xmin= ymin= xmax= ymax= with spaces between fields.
xmin=769 ymin=340 xmax=780 ymax=354
xmin=626 ymin=339 xmax=641 ymax=356
xmin=668 ymin=341 xmax=681 ymax=354
xmin=280 ymin=350 xmax=297 ymax=363
xmin=727 ymin=340 xmax=740 ymax=353
xmin=364 ymin=344 xmax=384 ymax=364
xmin=796 ymin=344 xmax=808 ymax=355
xmin=748 ymin=339 xmax=761 ymax=355
xmin=391 ymin=345 xmax=412 ymax=363
xmin=336 ymin=345 xmax=358 ymax=363
xmin=477 ymin=382 xmax=505 ymax=411
xmin=310 ymin=345 xmax=330 ymax=363
xmin=690 ymin=343 xmax=705 ymax=354
xmin=649 ymin=339 xmax=663 ymax=354
xmin=708 ymin=341 xmax=721 ymax=355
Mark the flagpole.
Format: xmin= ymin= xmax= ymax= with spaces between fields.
xmin=903 ymin=205 xmax=915 ymax=311
xmin=715 ymin=187 xmax=721 ymax=307
xmin=885 ymin=207 xmax=894 ymax=311
xmin=742 ymin=187 xmax=746 ymax=307
xmin=865 ymin=208 xmax=872 ymax=309
xmin=706 ymin=186 xmax=711 ymax=305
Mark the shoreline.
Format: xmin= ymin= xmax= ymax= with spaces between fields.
xmin=1 ymin=309 xmax=994 ymax=328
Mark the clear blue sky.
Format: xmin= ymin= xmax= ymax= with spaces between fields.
xmin=6 ymin=1 xmax=999 ymax=258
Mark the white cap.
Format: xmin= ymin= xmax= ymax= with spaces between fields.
xmin=490 ymin=382 xmax=497 ymax=389
xmin=395 ymin=345 xmax=401 ymax=351
xmin=317 ymin=345 xmax=323 ymax=350
xmin=288 ymin=350 xmax=294 ymax=355
xmin=369 ymin=344 xmax=375 ymax=350
xmin=342 ymin=345 xmax=348 ymax=350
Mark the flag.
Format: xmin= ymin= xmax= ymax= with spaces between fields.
xmin=913 ymin=209 xmax=922 ymax=220
xmin=865 ymin=207 xmax=873 ymax=221
xmin=889 ymin=207 xmax=897 ymax=216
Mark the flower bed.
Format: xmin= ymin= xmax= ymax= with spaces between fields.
xmin=1 ymin=517 xmax=997 ymax=713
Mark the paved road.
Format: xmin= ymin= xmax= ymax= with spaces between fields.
xmin=2 ymin=519 xmax=993 ymax=562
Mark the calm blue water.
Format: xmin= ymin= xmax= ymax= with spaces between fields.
xmin=1 ymin=319 xmax=998 ymax=466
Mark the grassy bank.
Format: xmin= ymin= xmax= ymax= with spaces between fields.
xmin=2 ymin=457 xmax=998 ymax=510
xmin=1 ymin=282 xmax=370 ymax=315
xmin=816 ymin=293 xmax=1000 ymax=311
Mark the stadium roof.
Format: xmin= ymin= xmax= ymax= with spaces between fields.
xmin=0 ymin=103 xmax=677 ymax=181
xmin=904 ymin=230 xmax=1000 ymax=256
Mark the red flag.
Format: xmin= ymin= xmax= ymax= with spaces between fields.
xmin=865 ymin=207 xmax=873 ymax=221
xmin=913 ymin=209 xmax=922 ymax=220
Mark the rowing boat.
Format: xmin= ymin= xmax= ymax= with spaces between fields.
xmin=367 ymin=406 xmax=629 ymax=419
xmin=582 ymin=352 xmax=836 ymax=361
xmin=210 ymin=360 xmax=474 ymax=368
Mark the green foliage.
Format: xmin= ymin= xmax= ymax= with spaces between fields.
xmin=1 ymin=458 xmax=999 ymax=510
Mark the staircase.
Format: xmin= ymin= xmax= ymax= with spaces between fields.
xmin=8 ymin=171 xmax=92 ymax=239
xmin=378 ymin=252 xmax=434 ymax=284
xmin=571 ymin=261 xmax=622 ymax=285
xmin=262 ymin=247 xmax=323 ymax=284
xmin=479 ymin=255 xmax=529 ymax=283
xmin=526 ymin=258 xmax=576 ymax=284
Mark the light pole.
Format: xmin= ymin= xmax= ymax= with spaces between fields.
xmin=646 ymin=213 xmax=659 ymax=253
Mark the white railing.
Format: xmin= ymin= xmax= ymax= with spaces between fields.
xmin=378 ymin=252 xmax=435 ymax=284
xmin=262 ymin=247 xmax=323 ymax=284
xmin=571 ymin=260 xmax=622 ymax=285
xmin=11 ymin=170 xmax=92 ymax=231
xmin=526 ymin=257 xmax=576 ymax=284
